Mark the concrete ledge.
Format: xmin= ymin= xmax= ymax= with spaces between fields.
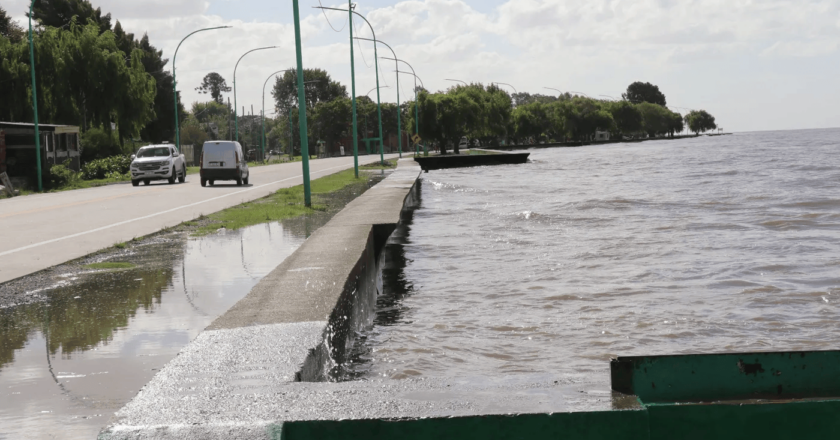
xmin=101 ymin=158 xmax=423 ymax=438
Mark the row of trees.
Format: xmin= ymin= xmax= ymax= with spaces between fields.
xmin=0 ymin=1 xmax=181 ymax=161
xmin=409 ymin=82 xmax=716 ymax=154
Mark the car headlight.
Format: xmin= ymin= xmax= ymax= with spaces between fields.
xmin=163 ymin=159 xmax=172 ymax=165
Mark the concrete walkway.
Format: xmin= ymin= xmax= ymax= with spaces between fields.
xmin=0 ymin=155 xmax=397 ymax=284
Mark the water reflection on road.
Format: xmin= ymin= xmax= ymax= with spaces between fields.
xmin=0 ymin=223 xmax=304 ymax=439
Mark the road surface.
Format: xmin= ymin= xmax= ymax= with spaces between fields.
xmin=0 ymin=155 xmax=397 ymax=284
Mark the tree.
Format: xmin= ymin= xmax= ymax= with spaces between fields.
xmin=623 ymin=81 xmax=667 ymax=106
xmin=195 ymin=72 xmax=231 ymax=104
xmin=312 ymin=98 xmax=351 ymax=151
xmin=636 ymin=102 xmax=672 ymax=137
xmin=608 ymin=101 xmax=643 ymax=137
xmin=271 ymin=68 xmax=346 ymax=111
xmin=0 ymin=6 xmax=25 ymax=42
xmin=33 ymin=0 xmax=112 ymax=34
xmin=684 ymin=110 xmax=717 ymax=134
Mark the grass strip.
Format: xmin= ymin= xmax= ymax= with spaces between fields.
xmin=191 ymin=159 xmax=396 ymax=236
xmin=85 ymin=262 xmax=136 ymax=270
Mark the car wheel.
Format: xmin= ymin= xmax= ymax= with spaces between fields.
xmin=178 ymin=165 xmax=186 ymax=183
xmin=144 ymin=179 xmax=150 ymax=185
xmin=236 ymin=178 xmax=243 ymax=186
xmin=168 ymin=167 xmax=176 ymax=184
xmin=209 ymin=180 xmax=215 ymax=186
xmin=131 ymin=180 xmax=139 ymax=187
xmin=201 ymin=179 xmax=206 ymax=187
xmin=243 ymin=176 xmax=249 ymax=185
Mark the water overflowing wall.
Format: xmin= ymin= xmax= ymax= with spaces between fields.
xmin=299 ymin=180 xmax=421 ymax=382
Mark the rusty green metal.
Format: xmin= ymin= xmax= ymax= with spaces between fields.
xmin=276 ymin=350 xmax=840 ymax=440
xmin=611 ymin=350 xmax=840 ymax=403
xmin=279 ymin=410 xmax=649 ymax=440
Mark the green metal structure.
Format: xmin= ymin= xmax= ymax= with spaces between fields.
xmin=292 ymin=0 xmax=311 ymax=207
xmin=172 ymin=26 xmax=231 ymax=154
xmin=280 ymin=350 xmax=840 ymax=439
xmin=27 ymin=0 xmax=42 ymax=191
xmin=234 ymin=46 xmax=276 ymax=143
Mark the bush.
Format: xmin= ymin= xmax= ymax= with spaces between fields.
xmin=81 ymin=155 xmax=132 ymax=180
xmin=50 ymin=161 xmax=81 ymax=187
xmin=81 ymin=127 xmax=122 ymax=161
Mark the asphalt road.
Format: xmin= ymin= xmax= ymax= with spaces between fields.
xmin=0 ymin=155 xmax=397 ymax=284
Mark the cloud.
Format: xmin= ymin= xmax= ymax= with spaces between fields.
xmin=6 ymin=0 xmax=840 ymax=131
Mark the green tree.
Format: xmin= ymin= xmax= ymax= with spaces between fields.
xmin=271 ymin=68 xmax=346 ymax=111
xmin=312 ymin=97 xmax=351 ymax=152
xmin=195 ymin=72 xmax=231 ymax=104
xmin=32 ymin=0 xmax=112 ymax=34
xmin=623 ymin=81 xmax=667 ymax=106
xmin=608 ymin=101 xmax=643 ymax=137
xmin=684 ymin=110 xmax=717 ymax=134
xmin=0 ymin=6 xmax=25 ymax=42
xmin=636 ymin=102 xmax=672 ymax=137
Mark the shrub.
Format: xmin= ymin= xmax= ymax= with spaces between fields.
xmin=81 ymin=155 xmax=132 ymax=180
xmin=49 ymin=161 xmax=81 ymax=187
xmin=81 ymin=127 xmax=121 ymax=161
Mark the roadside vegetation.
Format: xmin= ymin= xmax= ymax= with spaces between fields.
xmin=189 ymin=159 xmax=396 ymax=236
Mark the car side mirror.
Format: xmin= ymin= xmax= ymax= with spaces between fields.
xmin=130 ymin=154 xmax=136 ymax=160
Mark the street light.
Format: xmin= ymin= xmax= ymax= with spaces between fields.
xmin=446 ymin=78 xmax=468 ymax=86
xmin=173 ymin=25 xmax=232 ymax=153
xmin=362 ymin=85 xmax=389 ymax=152
xmin=355 ymin=36 xmax=405 ymax=158
xmin=385 ymin=57 xmax=424 ymax=156
xmin=262 ymin=70 xmax=291 ymax=162
xmin=234 ymin=46 xmax=277 ymax=143
xmin=314 ymin=6 xmax=385 ymax=166
xmin=292 ymin=0 xmax=312 ymax=207
xmin=599 ymin=95 xmax=618 ymax=101
xmin=492 ymin=82 xmax=517 ymax=94
xmin=28 ymin=0 xmax=42 ymax=191
xmin=569 ymin=91 xmax=591 ymax=98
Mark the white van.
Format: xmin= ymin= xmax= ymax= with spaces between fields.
xmin=200 ymin=141 xmax=250 ymax=187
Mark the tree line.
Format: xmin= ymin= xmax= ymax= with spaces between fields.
xmin=0 ymin=1 xmax=181 ymax=161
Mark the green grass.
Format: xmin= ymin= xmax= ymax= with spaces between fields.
xmin=192 ymin=166 xmax=382 ymax=236
xmin=114 ymin=242 xmax=127 ymax=249
xmin=85 ymin=262 xmax=135 ymax=270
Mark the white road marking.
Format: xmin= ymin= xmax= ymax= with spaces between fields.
xmin=0 ymin=164 xmax=349 ymax=257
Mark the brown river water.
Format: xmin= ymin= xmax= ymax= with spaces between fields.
xmin=346 ymin=128 xmax=840 ymax=382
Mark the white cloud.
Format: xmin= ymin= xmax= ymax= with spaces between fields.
xmin=7 ymin=0 xmax=840 ymax=131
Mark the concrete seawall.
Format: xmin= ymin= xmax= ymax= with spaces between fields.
xmin=101 ymin=159 xmax=423 ymax=438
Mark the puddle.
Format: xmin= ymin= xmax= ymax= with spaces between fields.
xmin=0 ymin=175 xmax=385 ymax=438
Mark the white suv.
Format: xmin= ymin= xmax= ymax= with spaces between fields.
xmin=130 ymin=144 xmax=187 ymax=186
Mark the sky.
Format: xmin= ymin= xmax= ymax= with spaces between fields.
xmin=7 ymin=0 xmax=840 ymax=132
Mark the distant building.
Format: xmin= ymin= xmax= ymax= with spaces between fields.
xmin=0 ymin=122 xmax=81 ymax=189
xmin=595 ymin=130 xmax=611 ymax=141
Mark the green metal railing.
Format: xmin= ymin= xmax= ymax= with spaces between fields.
xmin=280 ymin=349 xmax=840 ymax=439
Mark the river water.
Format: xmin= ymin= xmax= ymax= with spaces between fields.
xmin=348 ymin=128 xmax=840 ymax=383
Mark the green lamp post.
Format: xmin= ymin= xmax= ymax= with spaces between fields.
xmin=355 ymin=37 xmax=403 ymax=158
xmin=292 ymin=0 xmax=312 ymax=207
xmin=173 ymin=26 xmax=232 ymax=153
xmin=27 ymin=0 xmax=42 ymax=191
xmin=314 ymin=6 xmax=384 ymax=166
xmin=234 ymin=46 xmax=277 ymax=143
xmin=262 ymin=70 xmax=290 ymax=162
xmin=387 ymin=58 xmax=425 ymax=156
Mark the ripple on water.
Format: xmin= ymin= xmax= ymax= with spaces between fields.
xmin=346 ymin=128 xmax=840 ymax=384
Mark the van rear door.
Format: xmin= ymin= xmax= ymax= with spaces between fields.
xmin=203 ymin=143 xmax=236 ymax=169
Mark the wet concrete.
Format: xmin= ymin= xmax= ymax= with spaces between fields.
xmin=0 ymin=174 xmax=386 ymax=439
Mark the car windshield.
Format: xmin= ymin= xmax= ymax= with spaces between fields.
xmin=137 ymin=147 xmax=171 ymax=158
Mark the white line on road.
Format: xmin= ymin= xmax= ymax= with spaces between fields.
xmin=0 ymin=164 xmax=348 ymax=258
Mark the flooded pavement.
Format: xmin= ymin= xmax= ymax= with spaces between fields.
xmin=0 ymin=175 xmax=385 ymax=439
